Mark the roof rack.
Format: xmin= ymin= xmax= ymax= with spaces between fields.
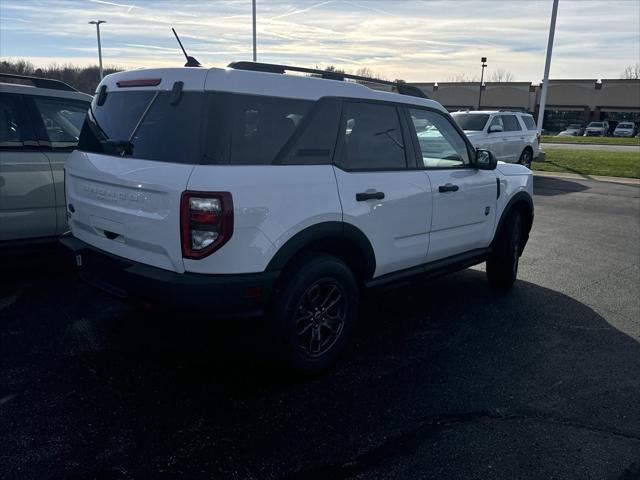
xmin=498 ymin=108 xmax=527 ymax=113
xmin=0 ymin=73 xmax=78 ymax=92
xmin=227 ymin=61 xmax=428 ymax=99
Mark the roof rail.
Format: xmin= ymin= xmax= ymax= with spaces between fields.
xmin=498 ymin=108 xmax=527 ymax=113
xmin=227 ymin=61 xmax=429 ymax=99
xmin=0 ymin=73 xmax=78 ymax=92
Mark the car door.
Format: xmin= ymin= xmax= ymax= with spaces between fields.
xmin=404 ymin=107 xmax=497 ymax=262
xmin=333 ymin=100 xmax=432 ymax=277
xmin=485 ymin=115 xmax=508 ymax=161
xmin=501 ymin=114 xmax=525 ymax=162
xmin=26 ymin=95 xmax=89 ymax=235
xmin=0 ymin=92 xmax=57 ymax=243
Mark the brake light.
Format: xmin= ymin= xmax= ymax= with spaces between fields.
xmin=536 ymin=132 xmax=541 ymax=145
xmin=116 ymin=78 xmax=162 ymax=88
xmin=180 ymin=191 xmax=233 ymax=259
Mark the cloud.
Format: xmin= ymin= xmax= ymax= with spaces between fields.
xmin=0 ymin=0 xmax=638 ymax=81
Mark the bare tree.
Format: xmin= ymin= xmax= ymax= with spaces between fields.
xmin=488 ymin=69 xmax=515 ymax=82
xmin=0 ymin=59 xmax=122 ymax=93
xmin=620 ymin=63 xmax=640 ymax=79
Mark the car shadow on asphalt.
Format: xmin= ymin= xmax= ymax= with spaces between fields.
xmin=5 ymin=265 xmax=636 ymax=479
xmin=533 ymin=175 xmax=590 ymax=196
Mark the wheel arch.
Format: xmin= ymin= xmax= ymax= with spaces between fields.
xmin=493 ymin=191 xmax=534 ymax=254
xmin=265 ymin=222 xmax=376 ymax=282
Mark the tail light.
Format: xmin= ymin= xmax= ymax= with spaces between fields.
xmin=180 ymin=191 xmax=233 ymax=259
xmin=536 ymin=132 xmax=541 ymax=145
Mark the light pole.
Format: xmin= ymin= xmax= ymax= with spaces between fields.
xmin=252 ymin=0 xmax=257 ymax=61
xmin=478 ymin=56 xmax=487 ymax=110
xmin=89 ymin=20 xmax=106 ymax=80
xmin=536 ymin=0 xmax=559 ymax=135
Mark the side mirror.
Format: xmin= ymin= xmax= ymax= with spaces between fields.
xmin=488 ymin=124 xmax=503 ymax=134
xmin=475 ymin=149 xmax=497 ymax=170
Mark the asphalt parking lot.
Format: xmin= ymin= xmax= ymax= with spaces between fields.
xmin=1 ymin=173 xmax=639 ymax=480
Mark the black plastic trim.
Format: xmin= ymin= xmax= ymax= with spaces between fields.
xmin=60 ymin=235 xmax=279 ymax=317
xmin=366 ymin=248 xmax=490 ymax=289
xmin=265 ymin=221 xmax=376 ymax=279
xmin=227 ymin=62 xmax=428 ymax=99
xmin=492 ymin=191 xmax=534 ymax=251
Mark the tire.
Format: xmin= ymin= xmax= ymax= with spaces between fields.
xmin=270 ymin=253 xmax=358 ymax=374
xmin=518 ymin=148 xmax=532 ymax=169
xmin=486 ymin=209 xmax=522 ymax=289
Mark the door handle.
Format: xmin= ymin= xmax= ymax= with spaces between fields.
xmin=356 ymin=191 xmax=385 ymax=201
xmin=438 ymin=183 xmax=459 ymax=193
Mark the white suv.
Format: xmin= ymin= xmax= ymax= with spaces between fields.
xmin=451 ymin=110 xmax=542 ymax=168
xmin=61 ymin=63 xmax=534 ymax=373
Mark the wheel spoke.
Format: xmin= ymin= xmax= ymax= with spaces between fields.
xmin=295 ymin=279 xmax=346 ymax=357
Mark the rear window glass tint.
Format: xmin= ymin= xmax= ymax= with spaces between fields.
xmin=227 ymin=95 xmax=313 ymax=165
xmin=78 ymin=91 xmax=203 ymax=164
xmin=277 ymin=98 xmax=341 ymax=165
xmin=521 ymin=115 xmax=536 ymax=130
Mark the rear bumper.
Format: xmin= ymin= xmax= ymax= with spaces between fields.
xmin=59 ymin=235 xmax=278 ymax=317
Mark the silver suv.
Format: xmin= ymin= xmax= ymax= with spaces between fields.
xmin=451 ymin=110 xmax=543 ymax=168
xmin=0 ymin=73 xmax=91 ymax=246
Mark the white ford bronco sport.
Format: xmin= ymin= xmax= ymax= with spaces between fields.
xmin=61 ymin=62 xmax=533 ymax=373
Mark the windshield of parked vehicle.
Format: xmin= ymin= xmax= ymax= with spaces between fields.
xmin=617 ymin=123 xmax=633 ymax=128
xmin=588 ymin=122 xmax=603 ymax=127
xmin=451 ymin=113 xmax=489 ymax=131
xmin=568 ymin=124 xmax=581 ymax=129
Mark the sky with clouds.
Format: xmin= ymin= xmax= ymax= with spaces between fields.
xmin=1 ymin=0 xmax=638 ymax=82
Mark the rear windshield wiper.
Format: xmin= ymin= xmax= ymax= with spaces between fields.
xmin=100 ymin=139 xmax=134 ymax=156
xmin=99 ymin=90 xmax=161 ymax=157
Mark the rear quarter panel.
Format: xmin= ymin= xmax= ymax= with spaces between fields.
xmin=184 ymin=165 xmax=342 ymax=274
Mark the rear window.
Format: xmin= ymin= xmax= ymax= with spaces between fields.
xmin=451 ymin=113 xmax=489 ymax=131
xmin=618 ymin=123 xmax=634 ymax=128
xmin=588 ymin=122 xmax=603 ymax=127
xmin=79 ymin=90 xmax=203 ymax=164
xmin=521 ymin=115 xmax=537 ymax=130
xmin=79 ymin=90 xmax=318 ymax=166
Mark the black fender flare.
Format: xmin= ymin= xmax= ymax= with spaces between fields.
xmin=493 ymin=191 xmax=534 ymax=250
xmin=265 ymin=221 xmax=376 ymax=279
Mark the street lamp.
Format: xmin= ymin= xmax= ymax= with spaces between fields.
xmin=89 ymin=20 xmax=106 ymax=80
xmin=252 ymin=0 xmax=257 ymax=61
xmin=478 ymin=56 xmax=487 ymax=110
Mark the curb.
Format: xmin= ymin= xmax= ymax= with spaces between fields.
xmin=533 ymin=170 xmax=640 ymax=186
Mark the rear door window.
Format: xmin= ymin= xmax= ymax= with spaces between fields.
xmin=502 ymin=115 xmax=522 ymax=132
xmin=32 ymin=96 xmax=89 ymax=150
xmin=336 ymin=101 xmax=407 ymax=170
